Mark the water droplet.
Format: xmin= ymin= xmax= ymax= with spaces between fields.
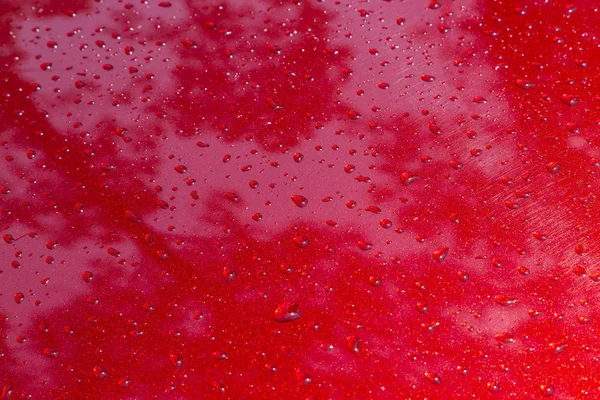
xmin=539 ymin=384 xmax=555 ymax=397
xmin=157 ymin=199 xmax=170 ymax=209
xmin=380 ymin=219 xmax=392 ymax=229
xmin=125 ymin=210 xmax=142 ymax=223
xmin=174 ymin=165 xmax=187 ymax=174
xmin=565 ymin=123 xmax=580 ymax=133
xmin=560 ymin=94 xmax=578 ymax=106
xmin=515 ymin=79 xmax=536 ymax=89
xmin=486 ymin=381 xmax=500 ymax=392
xmin=93 ymin=366 xmax=108 ymax=380
xmin=428 ymin=0 xmax=441 ymax=9
xmin=293 ymin=236 xmax=309 ymax=248
xmin=494 ymin=294 xmax=518 ymax=305
xmin=400 ymin=172 xmax=418 ymax=185
xmin=169 ymin=353 xmax=183 ymax=369
xmin=273 ymin=301 xmax=301 ymax=322
xmin=517 ymin=266 xmax=530 ymax=276
xmin=82 ymin=271 xmax=93 ymax=282
xmin=421 ymin=74 xmax=436 ymax=82
xmin=347 ymin=111 xmax=361 ymax=120
xmin=432 ymin=247 xmax=449 ymax=262
xmin=344 ymin=164 xmax=356 ymax=173
xmin=532 ymin=231 xmax=547 ymax=241
xmin=291 ymin=195 xmax=308 ymax=208
xmin=449 ymin=160 xmax=463 ymax=170
xmin=429 ymin=120 xmax=441 ymax=134
xmin=118 ymin=378 xmax=132 ymax=387
xmin=295 ymin=369 xmax=312 ymax=385
xmin=425 ymin=371 xmax=441 ymax=384
xmin=369 ymin=276 xmax=382 ymax=286
xmin=347 ymin=336 xmax=360 ymax=354
xmin=43 ymin=348 xmax=58 ymax=357
xmin=225 ymin=192 xmax=238 ymax=202
xmin=546 ymin=162 xmax=561 ymax=174
xmin=223 ymin=266 xmax=236 ymax=281
xmin=416 ymin=302 xmax=428 ymax=313
xmin=457 ymin=271 xmax=469 ymax=282
xmin=494 ymin=332 xmax=514 ymax=343
xmin=358 ymin=241 xmax=373 ymax=251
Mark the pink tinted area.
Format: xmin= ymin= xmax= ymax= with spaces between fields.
xmin=1 ymin=0 xmax=600 ymax=398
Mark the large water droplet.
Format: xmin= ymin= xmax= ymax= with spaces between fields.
xmin=560 ymin=94 xmax=578 ymax=106
xmin=432 ymin=247 xmax=449 ymax=262
xmin=539 ymin=384 xmax=555 ymax=397
xmin=291 ymin=195 xmax=308 ymax=208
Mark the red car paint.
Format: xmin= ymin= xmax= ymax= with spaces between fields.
xmin=1 ymin=0 xmax=599 ymax=398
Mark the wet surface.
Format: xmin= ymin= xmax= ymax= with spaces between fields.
xmin=2 ymin=0 xmax=600 ymax=398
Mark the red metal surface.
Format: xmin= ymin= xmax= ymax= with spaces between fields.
xmin=1 ymin=0 xmax=599 ymax=398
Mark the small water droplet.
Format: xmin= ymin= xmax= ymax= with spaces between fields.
xmin=125 ymin=210 xmax=142 ymax=223
xmin=517 ymin=266 xmax=530 ymax=276
xmin=369 ymin=276 xmax=382 ymax=286
xmin=93 ymin=366 xmax=108 ymax=380
xmin=293 ymin=236 xmax=309 ymax=248
xmin=486 ymin=381 xmax=500 ymax=392
xmin=494 ymin=294 xmax=517 ymax=306
xmin=358 ymin=241 xmax=373 ymax=251
xmin=515 ymin=79 xmax=536 ymax=89
xmin=119 ymin=378 xmax=132 ymax=387
xmin=425 ymin=371 xmax=441 ymax=385
xmin=494 ymin=332 xmax=514 ymax=343
xmin=273 ymin=301 xmax=301 ymax=322
xmin=169 ymin=353 xmax=183 ymax=369
xmin=546 ymin=162 xmax=561 ymax=174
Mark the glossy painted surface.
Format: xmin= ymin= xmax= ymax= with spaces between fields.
xmin=2 ymin=0 xmax=600 ymax=398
